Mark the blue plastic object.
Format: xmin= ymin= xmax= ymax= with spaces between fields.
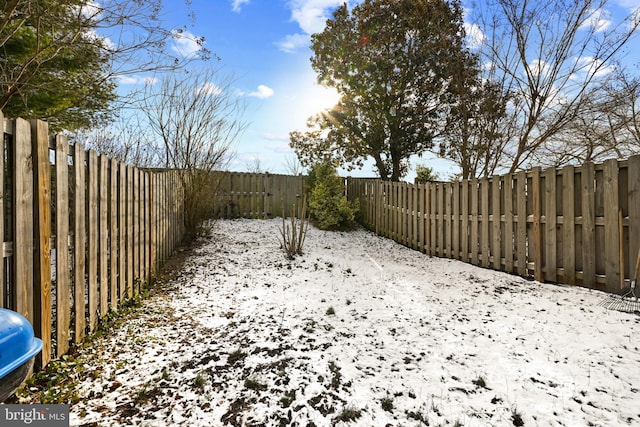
xmin=0 ymin=308 xmax=43 ymax=380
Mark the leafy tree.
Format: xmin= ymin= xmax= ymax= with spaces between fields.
xmin=0 ymin=0 xmax=116 ymax=130
xmin=0 ymin=0 xmax=207 ymax=131
xmin=290 ymin=0 xmax=474 ymax=181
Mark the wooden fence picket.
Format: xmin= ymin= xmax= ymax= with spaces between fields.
xmin=32 ymin=119 xmax=50 ymax=366
xmin=55 ymin=135 xmax=71 ymax=357
xmin=73 ymin=143 xmax=87 ymax=344
xmin=87 ymin=150 xmax=99 ymax=332
xmin=99 ymin=155 xmax=109 ymax=318
xmin=348 ymin=157 xmax=640 ymax=292
xmin=0 ymin=112 xmax=4 ymax=309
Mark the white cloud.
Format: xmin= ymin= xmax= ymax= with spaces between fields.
xmin=464 ymin=22 xmax=486 ymax=49
xmin=616 ymin=0 xmax=640 ymax=11
xmin=529 ymin=59 xmax=551 ymax=78
xmin=261 ymin=132 xmax=289 ymax=141
xmin=232 ymin=0 xmax=250 ymax=13
xmin=576 ymin=56 xmax=616 ymax=78
xmin=171 ymin=30 xmax=202 ymax=58
xmin=276 ymin=33 xmax=310 ymax=53
xmin=289 ymin=0 xmax=344 ymax=34
xmin=277 ymin=0 xmax=347 ymax=53
xmin=248 ymin=85 xmax=275 ymax=99
xmin=117 ymin=75 xmax=158 ymax=85
xmin=198 ymin=82 xmax=223 ymax=96
xmin=79 ymin=1 xmax=102 ymax=19
xmin=580 ymin=8 xmax=612 ymax=33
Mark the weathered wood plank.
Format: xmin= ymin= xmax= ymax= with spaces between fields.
xmin=87 ymin=150 xmax=99 ymax=332
xmin=562 ymin=166 xmax=576 ymax=285
xmin=144 ymin=172 xmax=150 ymax=281
xmin=532 ymin=167 xmax=543 ymax=282
xmin=110 ymin=159 xmax=118 ymax=308
xmin=452 ymin=182 xmax=460 ymax=260
xmin=471 ymin=179 xmax=479 ymax=265
xmin=136 ymin=168 xmax=144 ymax=292
xmin=504 ymin=174 xmax=514 ymax=273
xmin=150 ymin=173 xmax=157 ymax=274
xmin=99 ymin=155 xmax=108 ymax=318
xmin=492 ymin=176 xmax=501 ymax=270
xmin=0 ymin=112 xmax=4 ymax=308
xmin=73 ymin=143 xmax=86 ymax=343
xmin=55 ymin=135 xmax=71 ymax=357
xmin=133 ymin=169 xmax=139 ymax=292
xmin=412 ymin=183 xmax=419 ymax=250
xmin=581 ymin=163 xmax=596 ymax=289
xmin=417 ymin=183 xmax=424 ymax=252
xmin=461 ymin=180 xmax=469 ymax=263
xmin=430 ymin=183 xmax=436 ymax=256
xmin=481 ymin=178 xmax=490 ymax=267
xmin=31 ymin=119 xmax=51 ymax=365
xmin=437 ymin=183 xmax=444 ymax=257
xmin=544 ymin=168 xmax=557 ymax=282
xmin=516 ymin=171 xmax=527 ymax=276
xmin=118 ymin=163 xmax=126 ymax=300
xmin=629 ymin=156 xmax=640 ymax=279
xmin=603 ymin=159 xmax=621 ymax=293
xmin=127 ymin=165 xmax=134 ymax=297
xmin=445 ymin=183 xmax=452 ymax=258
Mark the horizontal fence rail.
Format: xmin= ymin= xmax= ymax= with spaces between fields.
xmin=347 ymin=156 xmax=640 ymax=293
xmin=1 ymin=112 xmax=184 ymax=369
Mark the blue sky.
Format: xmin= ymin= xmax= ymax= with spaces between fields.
xmin=116 ymin=0 xmax=640 ymax=180
xmin=144 ymin=0 xmax=353 ymax=176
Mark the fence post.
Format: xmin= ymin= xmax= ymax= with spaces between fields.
xmin=31 ymin=118 xmax=51 ymax=367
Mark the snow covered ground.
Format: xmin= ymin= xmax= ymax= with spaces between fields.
xmin=70 ymin=219 xmax=640 ymax=426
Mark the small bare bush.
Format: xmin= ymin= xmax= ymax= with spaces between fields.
xmin=279 ymin=196 xmax=309 ymax=259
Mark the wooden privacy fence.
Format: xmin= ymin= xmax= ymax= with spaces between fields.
xmin=347 ymin=156 xmax=640 ymax=293
xmin=0 ymin=112 xmax=184 ymax=369
xmin=214 ymin=172 xmax=305 ymax=219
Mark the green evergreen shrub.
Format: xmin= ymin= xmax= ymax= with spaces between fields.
xmin=414 ymin=164 xmax=439 ymax=183
xmin=306 ymin=162 xmax=358 ymax=230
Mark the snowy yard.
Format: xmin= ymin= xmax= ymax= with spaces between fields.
xmin=70 ymin=219 xmax=640 ymax=426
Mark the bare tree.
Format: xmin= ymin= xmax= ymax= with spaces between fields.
xmin=70 ymin=113 xmax=159 ymax=167
xmin=244 ymin=156 xmax=265 ymax=174
xmin=539 ymin=68 xmax=640 ymax=166
xmin=283 ymin=155 xmax=305 ymax=176
xmin=469 ymin=0 xmax=640 ymax=173
xmin=140 ymin=68 xmax=246 ymax=242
